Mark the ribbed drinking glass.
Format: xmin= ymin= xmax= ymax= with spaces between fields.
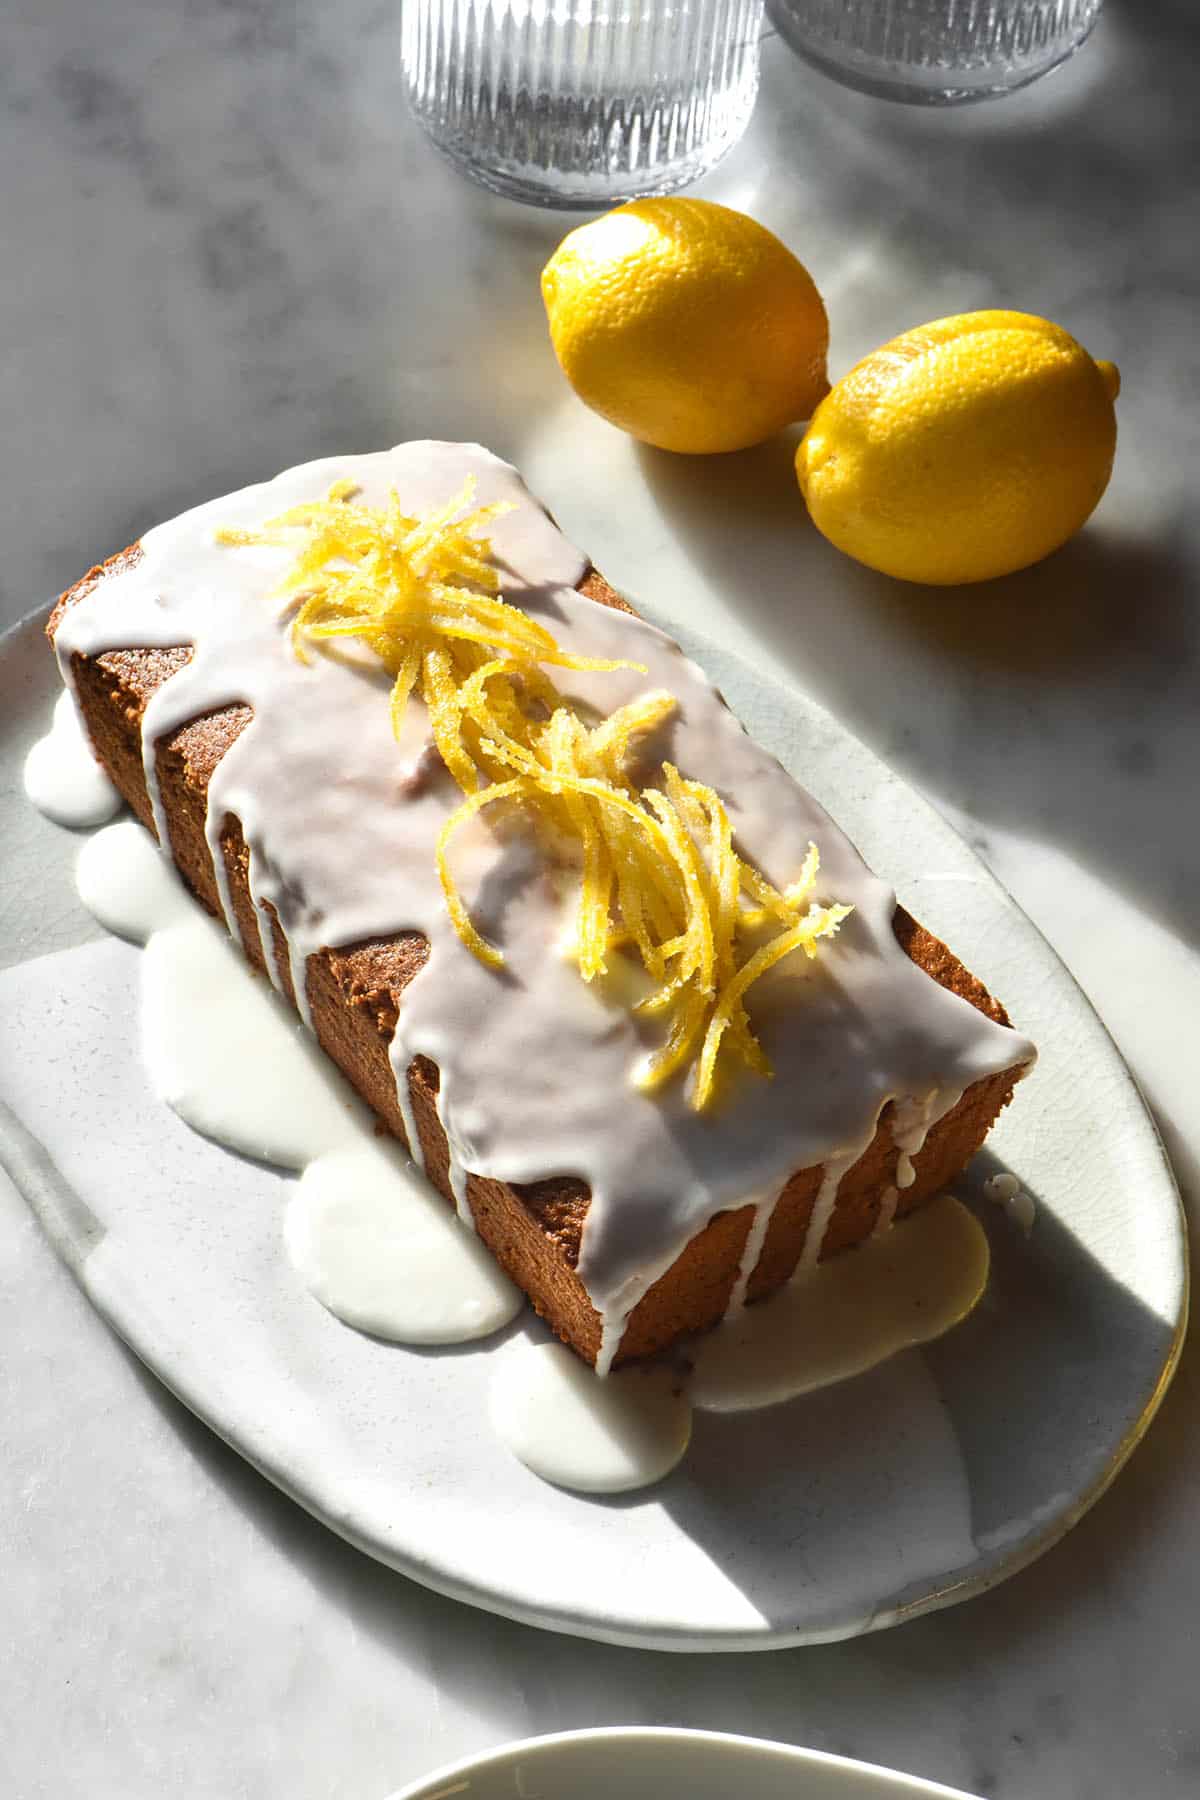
xmin=768 ymin=0 xmax=1103 ymax=104
xmin=401 ymin=0 xmax=765 ymax=208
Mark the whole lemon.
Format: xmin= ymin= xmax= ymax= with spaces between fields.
xmin=541 ymin=198 xmax=829 ymax=455
xmin=795 ymin=311 xmax=1120 ymax=585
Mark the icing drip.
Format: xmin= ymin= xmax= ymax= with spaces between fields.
xmin=691 ymin=1194 xmax=990 ymax=1414
xmin=446 ymin=1138 xmax=474 ymax=1227
xmin=390 ymin=1054 xmax=426 ymax=1174
xmin=75 ymin=818 xmax=193 ymax=938
xmin=986 ymin=1170 xmax=1036 ymax=1235
xmin=800 ymin=1153 xmax=858 ymax=1273
xmin=1008 ymin=1191 xmax=1037 ymax=1235
xmin=489 ymin=1346 xmax=694 ymax=1497
xmin=56 ymin=818 xmax=996 ymax=1495
xmin=248 ymin=873 xmax=286 ymax=996
xmin=52 ymin=442 xmax=1036 ymax=1365
xmin=490 ymin=1341 xmax=691 ymax=1493
xmin=142 ymin=922 xmax=361 ymax=1169
xmin=138 ymin=683 xmax=184 ymax=854
xmin=286 ymin=1141 xmax=522 ymax=1343
xmin=73 ymin=819 xmax=521 ymax=1343
xmin=726 ymin=1188 xmax=780 ymax=1317
xmin=873 ymin=1184 xmax=901 ymax=1237
xmin=593 ymin=1275 xmax=653 ymax=1380
xmin=891 ymin=1086 xmax=964 ymax=1191
xmin=23 ymin=690 xmax=121 ymax=829
xmin=286 ymin=935 xmax=315 ymax=1032
xmin=594 ymin=1309 xmax=624 ymax=1382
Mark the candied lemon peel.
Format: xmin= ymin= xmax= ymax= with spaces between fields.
xmin=220 ymin=479 xmax=852 ymax=1110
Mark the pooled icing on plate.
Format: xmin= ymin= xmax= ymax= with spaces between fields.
xmin=22 ymin=689 xmax=121 ymax=829
xmin=48 ymin=442 xmax=1034 ymax=1373
xmin=37 ymin=809 xmax=994 ymax=1496
xmin=986 ymin=1168 xmax=1037 ymax=1235
xmin=74 ymin=819 xmax=524 ymax=1345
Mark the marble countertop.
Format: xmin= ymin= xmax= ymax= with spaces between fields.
xmin=3 ymin=2 xmax=1198 ymax=1795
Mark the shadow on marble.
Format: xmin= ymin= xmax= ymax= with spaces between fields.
xmin=96 ymin=1243 xmax=1198 ymax=1797
xmin=755 ymin=0 xmax=1198 ymax=283
xmin=651 ymin=1148 xmax=1180 ymax=1633
xmin=635 ymin=434 xmax=1200 ymax=958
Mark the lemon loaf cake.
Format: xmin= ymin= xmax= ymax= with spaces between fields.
xmin=48 ymin=443 xmax=1035 ymax=1372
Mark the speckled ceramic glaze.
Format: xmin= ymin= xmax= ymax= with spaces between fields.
xmin=0 ymin=605 xmax=1186 ymax=1650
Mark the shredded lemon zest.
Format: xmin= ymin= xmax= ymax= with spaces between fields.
xmin=437 ymin=716 xmax=854 ymax=1111
xmin=220 ymin=478 xmax=853 ymax=1109
xmin=216 ymin=476 xmax=642 ymax=791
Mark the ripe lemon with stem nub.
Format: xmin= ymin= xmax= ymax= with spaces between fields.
xmin=541 ymin=198 xmax=830 ymax=456
xmin=795 ymin=310 xmax=1120 ymax=585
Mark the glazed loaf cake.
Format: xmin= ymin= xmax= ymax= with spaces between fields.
xmin=48 ymin=447 xmax=1031 ymax=1370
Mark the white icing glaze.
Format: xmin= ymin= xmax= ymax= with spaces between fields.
xmin=1008 ymin=1190 xmax=1036 ymax=1235
xmin=690 ymin=1195 xmax=989 ymax=1413
xmin=51 ymin=441 xmax=1036 ymax=1365
xmin=23 ymin=690 xmax=122 ymax=829
xmin=63 ymin=826 xmax=994 ymax=1495
xmin=890 ymin=1085 xmax=963 ymax=1192
xmin=286 ymin=1140 xmax=522 ymax=1342
xmin=286 ymin=936 xmax=315 ymax=1031
xmin=392 ymin=1058 xmax=425 ymax=1176
xmin=75 ymin=817 xmax=193 ymax=941
xmin=496 ymin=1198 xmax=990 ymax=1487
xmin=594 ymin=1308 xmax=626 ymax=1383
xmin=726 ymin=1188 xmax=780 ymax=1317
xmin=873 ymin=1183 xmax=901 ymax=1237
xmin=75 ymin=819 xmax=524 ymax=1348
xmin=489 ymin=1341 xmax=691 ymax=1493
xmin=986 ymin=1170 xmax=1036 ymax=1235
xmin=251 ymin=884 xmax=286 ymax=996
xmin=799 ymin=1153 xmax=857 ymax=1273
xmin=141 ymin=919 xmax=366 ymax=1169
xmin=446 ymin=1145 xmax=473 ymax=1228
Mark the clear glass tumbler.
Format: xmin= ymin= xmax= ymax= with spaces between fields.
xmin=767 ymin=0 xmax=1103 ymax=104
xmin=401 ymin=0 xmax=766 ymax=209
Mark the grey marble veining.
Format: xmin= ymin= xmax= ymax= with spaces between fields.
xmin=3 ymin=2 xmax=1199 ymax=1796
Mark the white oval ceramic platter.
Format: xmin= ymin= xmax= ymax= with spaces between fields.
xmin=386 ymin=1726 xmax=983 ymax=1800
xmin=0 ymin=601 xmax=1186 ymax=1650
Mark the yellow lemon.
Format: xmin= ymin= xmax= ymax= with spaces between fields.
xmin=795 ymin=310 xmax=1120 ymax=585
xmin=541 ymin=198 xmax=829 ymax=455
